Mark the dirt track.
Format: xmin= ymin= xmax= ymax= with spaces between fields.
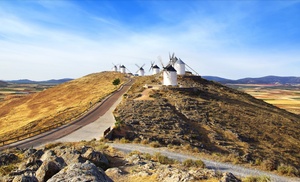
xmin=0 ymin=79 xmax=133 ymax=150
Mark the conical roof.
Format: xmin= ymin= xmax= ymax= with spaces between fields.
xmin=153 ymin=65 xmax=159 ymax=69
xmin=120 ymin=65 xmax=125 ymax=68
xmin=165 ymin=64 xmax=176 ymax=72
xmin=176 ymin=58 xmax=185 ymax=64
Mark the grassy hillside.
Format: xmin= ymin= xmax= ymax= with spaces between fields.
xmin=113 ymin=75 xmax=300 ymax=176
xmin=0 ymin=71 xmax=126 ymax=141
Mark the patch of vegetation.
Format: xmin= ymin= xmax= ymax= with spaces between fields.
xmin=153 ymin=152 xmax=177 ymax=165
xmin=182 ymin=159 xmax=205 ymax=168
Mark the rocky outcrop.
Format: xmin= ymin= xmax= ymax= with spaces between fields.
xmin=47 ymin=161 xmax=112 ymax=182
xmin=1 ymin=144 xmax=111 ymax=182
xmin=220 ymin=172 xmax=241 ymax=182
xmin=36 ymin=160 xmax=60 ymax=182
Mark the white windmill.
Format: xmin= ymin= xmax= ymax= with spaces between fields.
xmin=169 ymin=53 xmax=185 ymax=75
xmin=149 ymin=61 xmax=160 ymax=75
xmin=112 ymin=63 xmax=118 ymax=72
xmin=158 ymin=56 xmax=177 ymax=86
xmin=135 ymin=64 xmax=145 ymax=76
xmin=119 ymin=65 xmax=126 ymax=74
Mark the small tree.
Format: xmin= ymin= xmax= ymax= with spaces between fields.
xmin=112 ymin=78 xmax=120 ymax=87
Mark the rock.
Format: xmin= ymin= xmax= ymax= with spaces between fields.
xmin=105 ymin=167 xmax=124 ymax=178
xmin=82 ymin=148 xmax=109 ymax=168
xmin=36 ymin=160 xmax=60 ymax=182
xmin=220 ymin=172 xmax=241 ymax=182
xmin=47 ymin=161 xmax=113 ymax=182
xmin=0 ymin=153 xmax=18 ymax=166
xmin=40 ymin=150 xmax=56 ymax=161
xmin=12 ymin=175 xmax=38 ymax=182
xmin=58 ymin=148 xmax=85 ymax=165
xmin=24 ymin=148 xmax=37 ymax=158
xmin=25 ymin=157 xmax=43 ymax=170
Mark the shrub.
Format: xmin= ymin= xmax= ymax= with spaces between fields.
xmin=153 ymin=152 xmax=176 ymax=164
xmin=149 ymin=141 xmax=161 ymax=148
xmin=133 ymin=138 xmax=140 ymax=144
xmin=277 ymin=164 xmax=299 ymax=176
xmin=141 ymin=139 xmax=149 ymax=145
xmin=183 ymin=159 xmax=205 ymax=168
xmin=119 ymin=137 xmax=130 ymax=144
xmin=262 ymin=159 xmax=278 ymax=171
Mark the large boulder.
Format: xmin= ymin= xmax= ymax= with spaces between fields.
xmin=82 ymin=148 xmax=109 ymax=169
xmin=36 ymin=160 xmax=60 ymax=182
xmin=47 ymin=161 xmax=113 ymax=182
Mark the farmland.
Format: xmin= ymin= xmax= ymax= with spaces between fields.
xmin=0 ymin=83 xmax=54 ymax=102
xmin=228 ymin=84 xmax=300 ymax=114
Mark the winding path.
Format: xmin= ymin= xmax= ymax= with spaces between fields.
xmin=109 ymin=143 xmax=300 ymax=182
xmin=0 ymin=79 xmax=133 ymax=150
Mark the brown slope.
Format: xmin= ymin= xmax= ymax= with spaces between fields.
xmin=0 ymin=71 xmax=126 ymax=140
xmin=112 ymin=75 xmax=300 ymax=175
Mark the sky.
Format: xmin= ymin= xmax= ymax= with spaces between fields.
xmin=0 ymin=0 xmax=300 ymax=80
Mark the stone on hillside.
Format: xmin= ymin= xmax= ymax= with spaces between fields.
xmin=40 ymin=150 xmax=56 ymax=161
xmin=59 ymin=148 xmax=85 ymax=165
xmin=220 ymin=172 xmax=241 ymax=182
xmin=82 ymin=148 xmax=109 ymax=168
xmin=0 ymin=153 xmax=18 ymax=166
xmin=12 ymin=175 xmax=38 ymax=182
xmin=47 ymin=161 xmax=113 ymax=182
xmin=24 ymin=148 xmax=37 ymax=158
xmin=36 ymin=160 xmax=60 ymax=182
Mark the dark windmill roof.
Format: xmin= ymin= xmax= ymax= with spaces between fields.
xmin=164 ymin=64 xmax=176 ymax=72
xmin=120 ymin=65 xmax=125 ymax=68
xmin=140 ymin=67 xmax=144 ymax=70
xmin=153 ymin=65 xmax=160 ymax=69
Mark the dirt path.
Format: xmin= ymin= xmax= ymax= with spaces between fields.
xmin=0 ymin=79 xmax=134 ymax=150
xmin=108 ymin=143 xmax=300 ymax=182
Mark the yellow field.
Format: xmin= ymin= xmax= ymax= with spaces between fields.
xmin=0 ymin=72 xmax=126 ymax=140
xmin=230 ymin=84 xmax=300 ymax=114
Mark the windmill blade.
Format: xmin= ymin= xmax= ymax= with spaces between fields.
xmin=135 ymin=64 xmax=140 ymax=69
xmin=149 ymin=61 xmax=154 ymax=71
xmin=158 ymin=56 xmax=164 ymax=68
xmin=126 ymin=67 xmax=132 ymax=74
xmin=169 ymin=52 xmax=171 ymax=61
xmin=141 ymin=63 xmax=145 ymax=68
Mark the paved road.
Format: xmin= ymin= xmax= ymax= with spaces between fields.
xmin=109 ymin=143 xmax=300 ymax=182
xmin=0 ymin=79 xmax=133 ymax=150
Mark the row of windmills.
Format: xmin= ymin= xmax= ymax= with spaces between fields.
xmin=112 ymin=53 xmax=198 ymax=86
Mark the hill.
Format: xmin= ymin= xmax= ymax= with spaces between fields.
xmin=0 ymin=72 xmax=126 ymax=141
xmin=6 ymin=78 xmax=73 ymax=85
xmin=0 ymin=81 xmax=8 ymax=87
xmin=203 ymin=75 xmax=300 ymax=84
xmin=112 ymin=75 xmax=300 ymax=176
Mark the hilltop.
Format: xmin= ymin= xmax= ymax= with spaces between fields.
xmin=203 ymin=75 xmax=300 ymax=84
xmin=5 ymin=78 xmax=73 ymax=85
xmin=0 ymin=72 xmax=126 ymax=141
xmin=113 ymin=75 xmax=300 ymax=176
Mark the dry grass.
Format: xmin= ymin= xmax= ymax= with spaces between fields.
xmin=0 ymin=71 xmax=126 ymax=141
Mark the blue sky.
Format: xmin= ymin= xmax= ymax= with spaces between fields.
xmin=0 ymin=0 xmax=300 ymax=80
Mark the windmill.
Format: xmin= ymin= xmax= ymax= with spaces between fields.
xmin=135 ymin=64 xmax=145 ymax=76
xmin=119 ymin=65 xmax=132 ymax=74
xmin=169 ymin=52 xmax=185 ymax=75
xmin=149 ymin=61 xmax=160 ymax=75
xmin=158 ymin=56 xmax=177 ymax=86
xmin=112 ymin=63 xmax=118 ymax=72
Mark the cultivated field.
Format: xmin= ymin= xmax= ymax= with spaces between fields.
xmin=228 ymin=84 xmax=300 ymax=114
